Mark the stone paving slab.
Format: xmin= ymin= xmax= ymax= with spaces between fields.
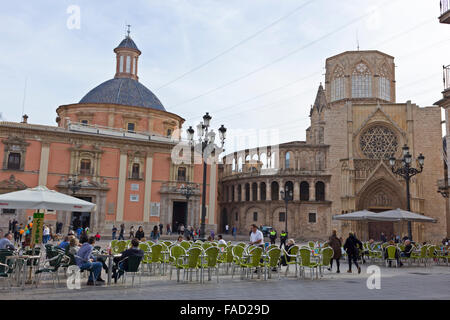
xmin=2 ymin=264 xmax=450 ymax=300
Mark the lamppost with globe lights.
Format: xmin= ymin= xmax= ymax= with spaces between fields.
xmin=389 ymin=144 xmax=425 ymax=241
xmin=186 ymin=112 xmax=226 ymax=240
xmin=280 ymin=186 xmax=293 ymax=236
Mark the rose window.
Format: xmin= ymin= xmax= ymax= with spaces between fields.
xmin=360 ymin=126 xmax=398 ymax=159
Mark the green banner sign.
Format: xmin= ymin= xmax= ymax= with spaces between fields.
xmin=31 ymin=212 xmax=45 ymax=245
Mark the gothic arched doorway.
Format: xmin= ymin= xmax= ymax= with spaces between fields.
xmin=357 ymin=178 xmax=405 ymax=241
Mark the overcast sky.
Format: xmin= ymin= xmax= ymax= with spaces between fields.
xmin=0 ymin=0 xmax=448 ymax=152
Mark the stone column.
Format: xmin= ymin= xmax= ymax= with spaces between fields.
xmin=257 ymin=183 xmax=261 ymax=201
xmin=143 ymin=155 xmax=154 ymax=223
xmin=266 ymin=180 xmax=271 ymax=201
xmin=116 ymin=151 xmax=128 ymax=221
xmin=38 ymin=142 xmax=50 ymax=186
xmin=294 ymin=181 xmax=300 ymax=201
xmin=309 ymin=181 xmax=315 ymax=201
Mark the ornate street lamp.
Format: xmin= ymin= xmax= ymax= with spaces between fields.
xmin=389 ymin=144 xmax=425 ymax=240
xmin=187 ymin=113 xmax=226 ymax=240
xmin=280 ymin=187 xmax=293 ymax=236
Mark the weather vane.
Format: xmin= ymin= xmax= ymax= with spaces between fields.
xmin=126 ymin=24 xmax=131 ymax=37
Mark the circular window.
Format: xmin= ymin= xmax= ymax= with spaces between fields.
xmin=359 ymin=125 xmax=398 ymax=159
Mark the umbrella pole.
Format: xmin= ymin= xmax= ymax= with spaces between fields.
xmin=27 ymin=209 xmax=42 ymax=284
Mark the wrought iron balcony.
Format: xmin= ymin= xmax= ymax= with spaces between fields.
xmin=440 ymin=0 xmax=450 ymax=24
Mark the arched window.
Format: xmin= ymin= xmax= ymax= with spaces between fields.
xmin=238 ymin=157 xmax=243 ymax=172
xmin=260 ymin=153 xmax=267 ymax=168
xmin=132 ymin=163 xmax=140 ymax=179
xmin=119 ymin=55 xmax=124 ymax=72
xmin=232 ymin=158 xmax=236 ymax=172
xmin=245 ymin=183 xmax=250 ymax=201
xmin=378 ymin=64 xmax=390 ymax=101
xmin=252 ymin=182 xmax=258 ymax=201
xmin=7 ymin=153 xmax=21 ymax=170
xmin=177 ymin=167 xmax=186 ymax=182
xmin=238 ymin=185 xmax=242 ymax=202
xmin=126 ymin=56 xmax=131 ymax=73
xmin=80 ymin=159 xmax=91 ymax=175
xmin=300 ymin=181 xmax=309 ymax=201
xmin=352 ymin=63 xmax=372 ymax=98
xmin=285 ymin=152 xmax=292 ymax=169
xmin=271 ymin=181 xmax=279 ymax=200
xmin=284 ymin=181 xmax=294 ymax=200
xmin=231 ymin=185 xmax=235 ymax=202
xmin=315 ymin=181 xmax=325 ymax=201
xmin=331 ymin=65 xmax=345 ymax=101
xmin=260 ymin=182 xmax=266 ymax=201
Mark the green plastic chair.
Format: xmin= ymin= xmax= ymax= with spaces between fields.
xmin=163 ymin=241 xmax=172 ymax=247
xmin=299 ymin=248 xmax=319 ymax=280
xmin=201 ymin=246 xmax=220 ymax=283
xmin=437 ymin=247 xmax=450 ymax=266
xmin=236 ymin=242 xmax=246 ymax=248
xmin=169 ymin=245 xmax=186 ymax=282
xmin=284 ymin=245 xmax=300 ymax=277
xmin=220 ymin=245 xmax=235 ymax=274
xmin=385 ymin=245 xmax=398 ymax=267
xmin=266 ymin=244 xmax=278 ymax=252
xmin=411 ymin=245 xmax=428 ymax=266
xmin=318 ymin=247 xmax=334 ymax=276
xmin=426 ymin=245 xmax=437 ymax=266
xmin=236 ymin=246 xmax=263 ymax=280
xmin=178 ymin=247 xmax=202 ymax=282
xmin=202 ymin=242 xmax=212 ymax=250
xmin=263 ymin=247 xmax=281 ymax=280
xmin=139 ymin=243 xmax=150 ymax=252
xmin=231 ymin=245 xmax=245 ymax=276
xmin=148 ymin=244 xmax=163 ymax=275
xmin=308 ymin=241 xmax=315 ymax=249
xmin=180 ymin=241 xmax=191 ymax=251
xmin=116 ymin=241 xmax=127 ymax=253
xmin=146 ymin=240 xmax=155 ymax=247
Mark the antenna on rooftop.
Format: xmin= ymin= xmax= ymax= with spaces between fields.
xmin=21 ymin=77 xmax=28 ymax=119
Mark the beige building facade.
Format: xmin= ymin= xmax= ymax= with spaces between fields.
xmin=219 ymin=50 xmax=448 ymax=242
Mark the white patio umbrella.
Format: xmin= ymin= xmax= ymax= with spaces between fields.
xmin=370 ymin=208 xmax=436 ymax=223
xmin=0 ymin=185 xmax=96 ymax=211
xmin=332 ymin=209 xmax=378 ymax=221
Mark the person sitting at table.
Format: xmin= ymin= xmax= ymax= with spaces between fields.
xmin=75 ymin=236 xmax=104 ymax=285
xmin=149 ymin=226 xmax=159 ymax=242
xmin=207 ymin=236 xmax=213 ymax=242
xmin=112 ymin=238 xmax=144 ymax=283
xmin=217 ymin=235 xmax=227 ymax=245
xmin=280 ymin=239 xmax=296 ymax=266
xmin=0 ymin=232 xmax=15 ymax=251
xmin=401 ymin=240 xmax=413 ymax=258
xmin=58 ymin=235 xmax=71 ymax=250
xmin=94 ymin=232 xmax=101 ymax=241
xmin=177 ymin=236 xmax=183 ymax=242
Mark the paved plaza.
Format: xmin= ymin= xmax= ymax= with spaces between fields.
xmin=2 ymin=262 xmax=449 ymax=300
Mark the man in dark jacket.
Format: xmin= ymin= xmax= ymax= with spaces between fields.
xmin=112 ymin=238 xmax=144 ymax=283
xmin=343 ymin=232 xmax=362 ymax=274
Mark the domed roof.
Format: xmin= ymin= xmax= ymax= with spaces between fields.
xmin=79 ymin=78 xmax=166 ymax=111
xmin=115 ymin=36 xmax=140 ymax=52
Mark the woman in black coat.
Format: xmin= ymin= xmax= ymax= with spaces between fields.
xmin=343 ymin=232 xmax=362 ymax=274
xmin=135 ymin=226 xmax=145 ymax=240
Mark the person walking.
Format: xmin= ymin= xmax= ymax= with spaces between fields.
xmin=343 ymin=232 xmax=362 ymax=274
xmin=129 ymin=226 xmax=135 ymax=239
xmin=118 ymin=224 xmax=125 ymax=240
xmin=43 ymin=225 xmax=50 ymax=244
xmin=279 ymin=230 xmax=288 ymax=249
xmin=166 ymin=223 xmax=171 ymax=235
xmin=159 ymin=223 xmax=163 ymax=236
xmin=112 ymin=225 xmax=117 ymax=240
xmin=225 ymin=224 xmax=229 ymax=235
xmin=180 ymin=224 xmax=185 ymax=236
xmin=328 ymin=229 xmax=342 ymax=273
xmin=232 ymin=226 xmax=237 ymax=240
xmin=269 ymin=229 xmax=277 ymax=245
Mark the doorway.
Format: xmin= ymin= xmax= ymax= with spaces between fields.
xmin=71 ymin=197 xmax=92 ymax=230
xmin=172 ymin=201 xmax=187 ymax=234
xmin=368 ymin=208 xmax=394 ymax=241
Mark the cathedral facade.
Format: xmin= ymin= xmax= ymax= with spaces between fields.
xmin=219 ymin=50 xmax=447 ymax=242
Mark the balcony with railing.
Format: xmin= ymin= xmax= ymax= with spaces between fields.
xmin=440 ymin=0 xmax=450 ymax=24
